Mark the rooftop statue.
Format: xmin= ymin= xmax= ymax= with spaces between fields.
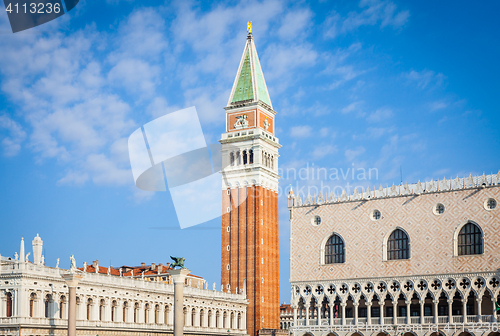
xmin=170 ymin=256 xmax=185 ymax=269
xmin=70 ymin=255 xmax=76 ymax=272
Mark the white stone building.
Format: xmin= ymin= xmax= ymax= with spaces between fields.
xmin=287 ymin=173 xmax=500 ymax=336
xmin=0 ymin=235 xmax=248 ymax=336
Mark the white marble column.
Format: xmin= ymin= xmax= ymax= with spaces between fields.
xmin=492 ymin=299 xmax=497 ymax=322
xmin=392 ymin=301 xmax=397 ymax=324
xmin=354 ymin=303 xmax=359 ymax=325
xmin=367 ymin=302 xmax=372 ymax=325
xmin=341 ymin=303 xmax=346 ymax=325
xmin=448 ymin=299 xmax=453 ymax=324
xmin=170 ymin=268 xmax=190 ymax=336
xmin=420 ymin=301 xmax=424 ymax=323
xmin=305 ymin=305 xmax=309 ymax=325
xmin=433 ymin=300 xmax=438 ymax=324
xmin=380 ymin=303 xmax=385 ymax=325
xmin=406 ymin=301 xmax=411 ymax=324
xmin=462 ymin=300 xmax=467 ymax=323
xmin=477 ymin=299 xmax=482 ymax=322
xmin=62 ymin=273 xmax=83 ymax=336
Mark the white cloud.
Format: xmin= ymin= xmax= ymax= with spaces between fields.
xmin=405 ymin=69 xmax=445 ymax=89
xmin=324 ymin=0 xmax=409 ymax=38
xmin=367 ymin=108 xmax=393 ymax=122
xmin=277 ymin=9 xmax=313 ymax=40
xmin=290 ymin=125 xmax=312 ymax=138
xmin=342 ymin=101 xmax=363 ymax=114
xmin=430 ymin=100 xmax=448 ymax=111
xmin=312 ymin=144 xmax=337 ymax=159
xmin=345 ymin=146 xmax=366 ymax=161
xmin=57 ymin=170 xmax=89 ymax=186
xmin=0 ymin=114 xmax=26 ymax=157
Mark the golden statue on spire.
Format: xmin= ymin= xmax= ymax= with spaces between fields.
xmin=247 ymin=21 xmax=252 ymax=34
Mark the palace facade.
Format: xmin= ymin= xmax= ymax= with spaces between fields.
xmin=0 ymin=235 xmax=248 ymax=336
xmin=287 ymin=173 xmax=500 ymax=336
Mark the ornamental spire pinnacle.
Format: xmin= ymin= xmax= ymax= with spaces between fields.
xmin=227 ymin=24 xmax=272 ymax=109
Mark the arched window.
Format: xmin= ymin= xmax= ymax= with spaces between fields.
xmin=6 ymin=293 xmax=12 ymax=317
xmin=111 ymin=300 xmax=117 ymax=322
xmin=154 ymin=304 xmax=159 ymax=324
xmin=123 ymin=302 xmax=127 ymax=322
xmin=243 ymin=150 xmax=247 ymax=165
xmin=325 ymin=234 xmax=345 ymax=264
xmin=164 ymin=305 xmax=170 ymax=325
xmin=44 ymin=294 xmax=51 ymax=318
xmin=216 ymin=311 xmax=220 ymax=328
xmin=59 ymin=296 xmax=66 ymax=319
xmin=230 ymin=152 xmax=234 ymax=166
xmin=458 ymin=223 xmax=483 ymax=255
xmin=237 ymin=313 xmax=241 ymax=329
xmin=387 ymin=229 xmax=410 ymax=260
xmin=223 ymin=311 xmax=227 ymax=328
xmin=249 ymin=150 xmax=253 ymax=164
xmin=86 ymin=298 xmax=92 ymax=320
xmin=29 ymin=293 xmax=36 ymax=317
xmin=199 ymin=309 xmax=204 ymax=327
xmin=144 ymin=303 xmax=149 ymax=323
xmin=191 ymin=308 xmax=196 ymax=326
xmin=133 ymin=303 xmax=139 ymax=323
xmin=208 ymin=310 xmax=212 ymax=327
xmin=99 ymin=299 xmax=105 ymax=321
xmin=236 ymin=151 xmax=241 ymax=165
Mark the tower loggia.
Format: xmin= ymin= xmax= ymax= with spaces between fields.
xmin=220 ymin=27 xmax=281 ymax=336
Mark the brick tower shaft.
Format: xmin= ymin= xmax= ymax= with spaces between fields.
xmin=220 ymin=26 xmax=281 ymax=336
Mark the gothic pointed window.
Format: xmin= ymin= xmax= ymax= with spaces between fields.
xmin=387 ymin=229 xmax=410 ymax=260
xmin=458 ymin=223 xmax=483 ymax=255
xmin=249 ymin=150 xmax=254 ymax=164
xmin=6 ymin=293 xmax=12 ymax=317
xmin=325 ymin=234 xmax=345 ymax=264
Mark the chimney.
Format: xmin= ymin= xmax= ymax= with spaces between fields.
xmin=158 ymin=263 xmax=163 ymax=273
xmin=166 ymin=262 xmax=171 ymax=269
xmin=141 ymin=262 xmax=146 ymax=267
xmin=151 ymin=263 xmax=156 ymax=270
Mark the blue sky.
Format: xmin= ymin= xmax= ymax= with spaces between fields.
xmin=0 ymin=0 xmax=499 ymax=302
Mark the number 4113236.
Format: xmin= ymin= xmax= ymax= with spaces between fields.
xmin=5 ymin=2 xmax=62 ymax=14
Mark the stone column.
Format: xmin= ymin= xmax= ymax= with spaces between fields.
xmin=392 ymin=301 xmax=397 ymax=324
xmin=305 ymin=305 xmax=309 ymax=325
xmin=492 ymin=299 xmax=497 ymax=322
xmin=170 ymin=268 xmax=190 ymax=336
xmin=367 ymin=302 xmax=372 ymax=325
xmin=354 ymin=303 xmax=359 ymax=325
xmin=406 ymin=301 xmax=411 ymax=324
xmin=317 ymin=305 xmax=321 ymax=325
xmin=341 ymin=303 xmax=346 ymax=325
xmin=447 ymin=299 xmax=453 ymax=324
xmin=293 ymin=306 xmax=298 ymax=327
xmin=476 ymin=299 xmax=482 ymax=322
xmin=380 ymin=303 xmax=385 ymax=325
xmin=329 ymin=304 xmax=334 ymax=326
xmin=462 ymin=300 xmax=467 ymax=324
xmin=433 ymin=300 xmax=438 ymax=324
xmin=420 ymin=301 xmax=424 ymax=324
xmin=62 ymin=273 xmax=83 ymax=336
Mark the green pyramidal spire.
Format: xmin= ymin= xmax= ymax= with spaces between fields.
xmin=229 ymin=32 xmax=272 ymax=108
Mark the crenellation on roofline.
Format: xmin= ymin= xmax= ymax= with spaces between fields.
xmin=287 ymin=170 xmax=500 ymax=208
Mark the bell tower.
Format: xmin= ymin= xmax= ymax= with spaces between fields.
xmin=220 ymin=24 xmax=280 ymax=336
